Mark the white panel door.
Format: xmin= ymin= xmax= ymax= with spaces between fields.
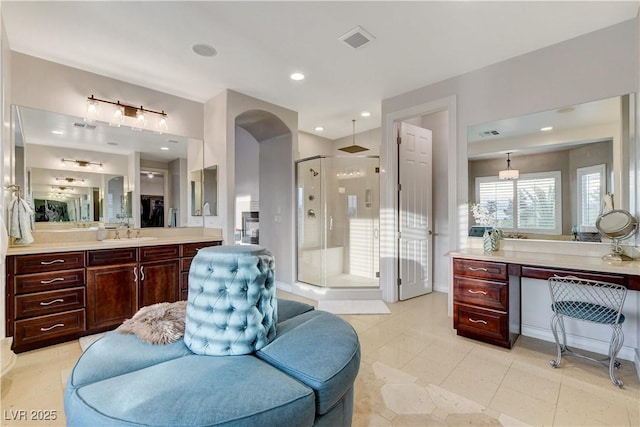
xmin=398 ymin=122 xmax=433 ymax=300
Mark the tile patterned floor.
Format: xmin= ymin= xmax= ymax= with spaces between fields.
xmin=1 ymin=291 xmax=638 ymax=426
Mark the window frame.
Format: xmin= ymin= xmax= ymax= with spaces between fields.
xmin=475 ymin=170 xmax=562 ymax=235
xmin=576 ymin=163 xmax=606 ymax=232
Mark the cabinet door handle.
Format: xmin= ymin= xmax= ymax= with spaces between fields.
xmin=140 ymin=266 xmax=145 ymax=281
xmin=134 ymin=267 xmax=138 ymax=282
xmin=468 ymin=289 xmax=487 ymax=295
xmin=468 ymin=318 xmax=488 ymax=325
xmin=468 ymin=267 xmax=488 ymax=272
xmin=40 ymin=259 xmax=65 ymax=265
xmin=39 ymin=299 xmax=65 ymax=306
xmin=40 ymin=277 xmax=65 ymax=285
xmin=40 ymin=323 xmax=65 ymax=332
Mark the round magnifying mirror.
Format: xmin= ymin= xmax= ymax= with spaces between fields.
xmin=595 ymin=209 xmax=638 ymax=262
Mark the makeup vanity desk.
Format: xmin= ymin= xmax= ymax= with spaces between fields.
xmin=448 ymin=248 xmax=640 ymax=348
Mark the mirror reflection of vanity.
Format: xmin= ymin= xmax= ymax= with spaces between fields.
xmin=467 ymin=94 xmax=636 ymax=244
xmin=12 ymin=105 xmax=213 ymax=230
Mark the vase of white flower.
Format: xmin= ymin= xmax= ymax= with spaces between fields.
xmin=471 ymin=203 xmax=502 ymax=254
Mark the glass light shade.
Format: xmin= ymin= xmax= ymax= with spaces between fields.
xmin=136 ymin=109 xmax=147 ymax=127
xmin=499 ymin=169 xmax=520 ymax=180
xmin=157 ymin=115 xmax=168 ymax=133
xmin=86 ymin=99 xmax=99 ymax=122
xmin=110 ymin=105 xmax=125 ymax=127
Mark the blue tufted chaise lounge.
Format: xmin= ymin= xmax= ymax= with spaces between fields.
xmin=64 ymin=245 xmax=361 ymax=427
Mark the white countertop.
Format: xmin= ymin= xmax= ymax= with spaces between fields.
xmin=448 ymin=248 xmax=640 ymax=277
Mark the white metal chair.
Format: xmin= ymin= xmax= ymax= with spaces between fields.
xmin=548 ymin=276 xmax=627 ymax=387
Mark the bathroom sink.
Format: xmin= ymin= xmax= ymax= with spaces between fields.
xmin=101 ymin=237 xmax=157 ymax=243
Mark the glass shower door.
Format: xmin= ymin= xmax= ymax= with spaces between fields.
xmin=296 ymin=156 xmax=379 ymax=288
xmin=297 ymin=157 xmax=326 ymax=286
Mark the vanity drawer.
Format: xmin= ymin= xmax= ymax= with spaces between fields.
xmin=453 ymin=258 xmax=507 ymax=281
xmin=87 ymin=248 xmax=137 ymax=267
xmin=13 ymin=309 xmax=86 ymax=348
xmin=14 ymin=252 xmax=85 ymax=274
xmin=520 ymin=266 xmax=626 ymax=286
xmin=181 ymin=241 xmax=221 ymax=258
xmin=15 ymin=287 xmax=85 ymax=319
xmin=140 ymin=245 xmax=180 ymax=262
xmin=14 ymin=268 xmax=85 ymax=294
xmin=453 ymin=303 xmax=508 ymax=343
xmin=453 ymin=277 xmax=507 ymax=311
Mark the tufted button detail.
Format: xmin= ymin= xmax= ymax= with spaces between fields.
xmin=184 ymin=245 xmax=276 ymax=356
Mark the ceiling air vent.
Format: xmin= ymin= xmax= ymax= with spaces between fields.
xmin=73 ymin=122 xmax=97 ymax=130
xmin=479 ymin=130 xmax=500 ymax=137
xmin=339 ymin=26 xmax=375 ymax=49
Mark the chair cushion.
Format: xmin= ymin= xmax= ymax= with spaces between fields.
xmin=68 ymin=332 xmax=193 ymax=390
xmin=277 ymin=298 xmax=315 ymax=323
xmin=552 ymin=301 xmax=625 ymax=324
xmin=65 ymin=355 xmax=315 ymax=427
xmin=257 ymin=310 xmax=360 ymax=415
xmin=185 ymin=245 xmax=277 ymax=355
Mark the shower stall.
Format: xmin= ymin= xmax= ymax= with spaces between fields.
xmin=296 ymin=156 xmax=380 ymax=288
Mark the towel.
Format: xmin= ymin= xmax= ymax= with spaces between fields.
xmin=0 ymin=208 xmax=8 ymax=259
xmin=8 ymin=195 xmax=34 ymax=245
xmin=601 ymin=193 xmax=614 ymax=214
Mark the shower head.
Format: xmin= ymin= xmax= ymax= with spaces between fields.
xmin=310 ymin=168 xmax=319 ymax=177
xmin=338 ymin=119 xmax=370 ymax=153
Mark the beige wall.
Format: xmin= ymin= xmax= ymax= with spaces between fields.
xmin=381 ymin=18 xmax=639 ymax=302
xmin=10 ymin=53 xmax=204 ymax=140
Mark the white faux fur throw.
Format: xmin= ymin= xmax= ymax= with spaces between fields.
xmin=116 ymin=301 xmax=187 ymax=344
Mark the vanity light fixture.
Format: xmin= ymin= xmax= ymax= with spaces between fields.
xmin=56 ymin=177 xmax=85 ymax=183
xmin=85 ymin=95 xmax=168 ymax=133
xmin=498 ymin=152 xmax=519 ymax=180
xmin=61 ymin=158 xmax=103 ymax=170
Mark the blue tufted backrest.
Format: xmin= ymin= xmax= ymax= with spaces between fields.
xmin=184 ymin=245 xmax=277 ymax=356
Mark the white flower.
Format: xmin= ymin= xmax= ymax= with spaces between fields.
xmin=470 ymin=203 xmax=494 ymax=227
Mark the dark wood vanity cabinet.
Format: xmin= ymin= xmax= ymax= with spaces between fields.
xmin=138 ymin=245 xmax=180 ymax=307
xmin=9 ymin=251 xmax=87 ymax=352
xmin=86 ymin=248 xmax=138 ymax=331
xmin=179 ymin=241 xmax=222 ymax=301
xmin=452 ymin=258 xmax=519 ymax=348
xmin=6 ymin=239 xmax=221 ymax=352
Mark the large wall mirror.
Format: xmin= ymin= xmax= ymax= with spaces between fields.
xmin=467 ymin=94 xmax=635 ymax=243
xmin=12 ymin=105 xmax=210 ymax=230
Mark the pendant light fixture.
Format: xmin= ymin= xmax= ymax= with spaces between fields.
xmin=498 ymin=152 xmax=519 ymax=180
xmin=338 ymin=119 xmax=369 ymax=153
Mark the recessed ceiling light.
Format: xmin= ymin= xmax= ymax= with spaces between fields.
xmin=160 ymin=147 xmax=169 ymax=151
xmin=290 ymin=72 xmax=305 ymax=81
xmin=540 ymin=126 xmax=553 ymax=132
xmin=192 ymin=43 xmax=217 ymax=57
xmin=314 ymin=126 xmax=324 ymax=132
xmin=360 ymin=111 xmax=371 ymax=117
xmin=107 ymin=142 xmax=118 ymax=146
xmin=51 ymin=130 xmax=64 ymax=135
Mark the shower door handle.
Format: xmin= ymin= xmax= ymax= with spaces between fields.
xmin=329 ymin=216 xmax=334 ymax=231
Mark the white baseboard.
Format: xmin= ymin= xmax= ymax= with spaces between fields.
xmin=521 ymin=325 xmax=635 ymax=361
xmin=433 ymin=281 xmax=449 ymax=293
xmin=275 ymin=281 xmax=293 ymax=293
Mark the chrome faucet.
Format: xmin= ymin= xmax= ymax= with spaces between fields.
xmin=114 ymin=229 xmax=121 ymax=239
xmin=127 ymin=228 xmax=133 ymax=239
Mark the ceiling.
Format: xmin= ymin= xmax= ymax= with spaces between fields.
xmin=3 ymin=1 xmax=639 ymax=140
